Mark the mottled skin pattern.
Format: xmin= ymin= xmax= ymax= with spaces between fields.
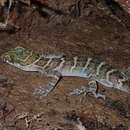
xmin=1 ymin=47 xmax=130 ymax=99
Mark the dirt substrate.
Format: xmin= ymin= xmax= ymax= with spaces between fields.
xmin=0 ymin=1 xmax=130 ymax=130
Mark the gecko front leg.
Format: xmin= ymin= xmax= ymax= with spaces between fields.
xmin=33 ymin=70 xmax=62 ymax=97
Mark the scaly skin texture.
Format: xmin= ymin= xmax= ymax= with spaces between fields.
xmin=1 ymin=47 xmax=130 ymax=97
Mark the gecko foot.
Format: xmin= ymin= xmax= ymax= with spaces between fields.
xmin=69 ymin=86 xmax=86 ymax=95
xmin=33 ymin=86 xmax=49 ymax=97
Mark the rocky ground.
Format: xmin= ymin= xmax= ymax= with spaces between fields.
xmin=0 ymin=0 xmax=130 ymax=130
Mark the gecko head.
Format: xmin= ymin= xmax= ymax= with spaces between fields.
xmin=1 ymin=46 xmax=40 ymax=66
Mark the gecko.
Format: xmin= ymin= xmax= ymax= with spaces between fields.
xmin=1 ymin=46 xmax=130 ymax=99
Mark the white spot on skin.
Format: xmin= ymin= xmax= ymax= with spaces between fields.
xmin=106 ymin=69 xmax=118 ymax=86
xmin=43 ymin=58 xmax=52 ymax=69
xmin=47 ymin=74 xmax=60 ymax=80
xmin=96 ymin=62 xmax=106 ymax=76
xmin=81 ymin=58 xmax=92 ymax=73
xmin=55 ymin=58 xmax=65 ymax=70
xmin=116 ymin=79 xmax=123 ymax=89
xmin=49 ymin=82 xmax=56 ymax=86
xmin=31 ymin=56 xmax=41 ymax=65
xmin=70 ymin=56 xmax=78 ymax=72
xmin=116 ymin=76 xmax=128 ymax=90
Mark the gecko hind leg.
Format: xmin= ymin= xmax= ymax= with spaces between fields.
xmin=33 ymin=70 xmax=62 ymax=97
xmin=87 ymin=81 xmax=106 ymax=100
xmin=70 ymin=80 xmax=105 ymax=100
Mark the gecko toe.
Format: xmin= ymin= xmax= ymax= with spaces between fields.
xmin=33 ymin=86 xmax=49 ymax=97
xmin=69 ymin=86 xmax=87 ymax=96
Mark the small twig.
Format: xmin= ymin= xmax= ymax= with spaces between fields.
xmin=0 ymin=0 xmax=13 ymax=30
